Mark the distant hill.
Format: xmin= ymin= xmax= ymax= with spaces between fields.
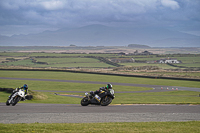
xmin=128 ymin=44 xmax=151 ymax=48
xmin=0 ymin=24 xmax=200 ymax=47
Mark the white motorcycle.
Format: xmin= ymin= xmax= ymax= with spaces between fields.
xmin=6 ymin=88 xmax=26 ymax=106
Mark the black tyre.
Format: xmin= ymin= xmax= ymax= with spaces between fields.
xmin=25 ymin=95 xmax=33 ymax=100
xmin=6 ymin=99 xmax=10 ymax=106
xmin=100 ymin=96 xmax=112 ymax=106
xmin=6 ymin=88 xmax=14 ymax=93
xmin=81 ymin=97 xmax=89 ymax=106
xmin=12 ymin=96 xmax=21 ymax=106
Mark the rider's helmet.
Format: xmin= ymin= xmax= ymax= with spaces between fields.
xmin=106 ymin=84 xmax=112 ymax=89
xmin=23 ymin=84 xmax=28 ymax=90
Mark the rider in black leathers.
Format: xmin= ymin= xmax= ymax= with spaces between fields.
xmin=90 ymin=84 xmax=112 ymax=103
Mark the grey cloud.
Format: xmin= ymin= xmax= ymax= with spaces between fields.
xmin=0 ymin=0 xmax=199 ymax=36
xmin=161 ymin=0 xmax=180 ymax=10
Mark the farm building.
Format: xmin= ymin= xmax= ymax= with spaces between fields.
xmin=158 ymin=58 xmax=181 ymax=64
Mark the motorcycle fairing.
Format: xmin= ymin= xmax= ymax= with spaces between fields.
xmin=95 ymin=94 xmax=101 ymax=102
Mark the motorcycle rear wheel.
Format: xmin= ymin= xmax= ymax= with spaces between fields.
xmin=81 ymin=97 xmax=89 ymax=106
xmin=100 ymin=96 xmax=112 ymax=106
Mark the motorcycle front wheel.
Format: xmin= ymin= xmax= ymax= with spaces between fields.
xmin=81 ymin=97 xmax=89 ymax=106
xmin=6 ymin=99 xmax=10 ymax=106
xmin=12 ymin=96 xmax=21 ymax=106
xmin=100 ymin=96 xmax=112 ymax=106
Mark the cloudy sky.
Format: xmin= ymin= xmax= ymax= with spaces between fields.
xmin=0 ymin=0 xmax=200 ymax=36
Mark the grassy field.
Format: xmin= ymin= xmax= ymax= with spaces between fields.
xmin=115 ymin=70 xmax=200 ymax=79
xmin=119 ymin=63 xmax=176 ymax=69
xmin=0 ymin=121 xmax=200 ymax=133
xmin=1 ymin=70 xmax=200 ymax=88
xmin=1 ymin=51 xmax=200 ymax=82
xmin=0 ymin=58 xmax=113 ymax=68
xmin=1 ymin=49 xmax=200 ymax=132
xmin=1 ymin=52 xmax=200 ymax=70
xmin=0 ymin=70 xmax=200 ymax=104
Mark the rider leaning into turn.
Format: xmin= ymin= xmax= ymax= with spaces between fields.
xmin=90 ymin=83 xmax=112 ymax=96
xmin=9 ymin=84 xmax=28 ymax=101
xmin=89 ymin=83 xmax=113 ymax=103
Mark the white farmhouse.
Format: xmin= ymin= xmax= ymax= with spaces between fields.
xmin=159 ymin=58 xmax=180 ymax=64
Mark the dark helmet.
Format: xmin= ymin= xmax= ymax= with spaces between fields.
xmin=106 ymin=84 xmax=112 ymax=89
xmin=23 ymin=84 xmax=28 ymax=89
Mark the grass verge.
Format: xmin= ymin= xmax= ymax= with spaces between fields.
xmin=0 ymin=70 xmax=200 ymax=88
xmin=0 ymin=70 xmax=200 ymax=104
xmin=1 ymin=90 xmax=200 ymax=105
xmin=0 ymin=121 xmax=200 ymax=133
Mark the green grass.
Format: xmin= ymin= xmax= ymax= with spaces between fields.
xmin=175 ymin=63 xmax=200 ymax=68
xmin=47 ymin=62 xmax=113 ymax=67
xmin=119 ymin=63 xmax=176 ymax=69
xmin=113 ymin=91 xmax=200 ymax=104
xmin=2 ymin=90 xmax=200 ymax=105
xmin=118 ymin=71 xmax=200 ymax=79
xmin=24 ymin=92 xmax=80 ymax=104
xmin=120 ymin=54 xmax=200 ymax=69
xmin=1 ymin=52 xmax=200 ymax=70
xmin=0 ymin=70 xmax=200 ymax=88
xmin=0 ymin=57 xmax=115 ymax=68
xmin=0 ymin=59 xmax=35 ymax=66
xmin=0 ymin=78 xmax=152 ymax=104
xmin=0 ymin=52 xmax=29 ymax=57
xmin=36 ymin=58 xmax=99 ymax=64
xmin=0 ymin=92 xmax=9 ymax=103
xmin=128 ymin=56 xmax=200 ymax=63
xmin=176 ymin=56 xmax=200 ymax=63
xmin=0 ymin=121 xmax=200 ymax=133
xmin=28 ymin=52 xmax=117 ymax=58
xmin=0 ymin=70 xmax=200 ymax=104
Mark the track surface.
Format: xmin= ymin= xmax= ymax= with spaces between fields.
xmin=0 ymin=103 xmax=200 ymax=123
xmin=0 ymin=77 xmax=200 ymax=123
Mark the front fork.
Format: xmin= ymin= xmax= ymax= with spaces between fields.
xmin=8 ymin=93 xmax=17 ymax=103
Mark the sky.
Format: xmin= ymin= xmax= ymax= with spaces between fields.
xmin=0 ymin=0 xmax=200 ymax=36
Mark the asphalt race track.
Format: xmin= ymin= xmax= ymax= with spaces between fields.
xmin=0 ymin=103 xmax=200 ymax=123
xmin=0 ymin=77 xmax=200 ymax=123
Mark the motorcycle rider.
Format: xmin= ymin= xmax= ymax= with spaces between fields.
xmin=9 ymin=84 xmax=28 ymax=101
xmin=90 ymin=83 xmax=112 ymax=102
